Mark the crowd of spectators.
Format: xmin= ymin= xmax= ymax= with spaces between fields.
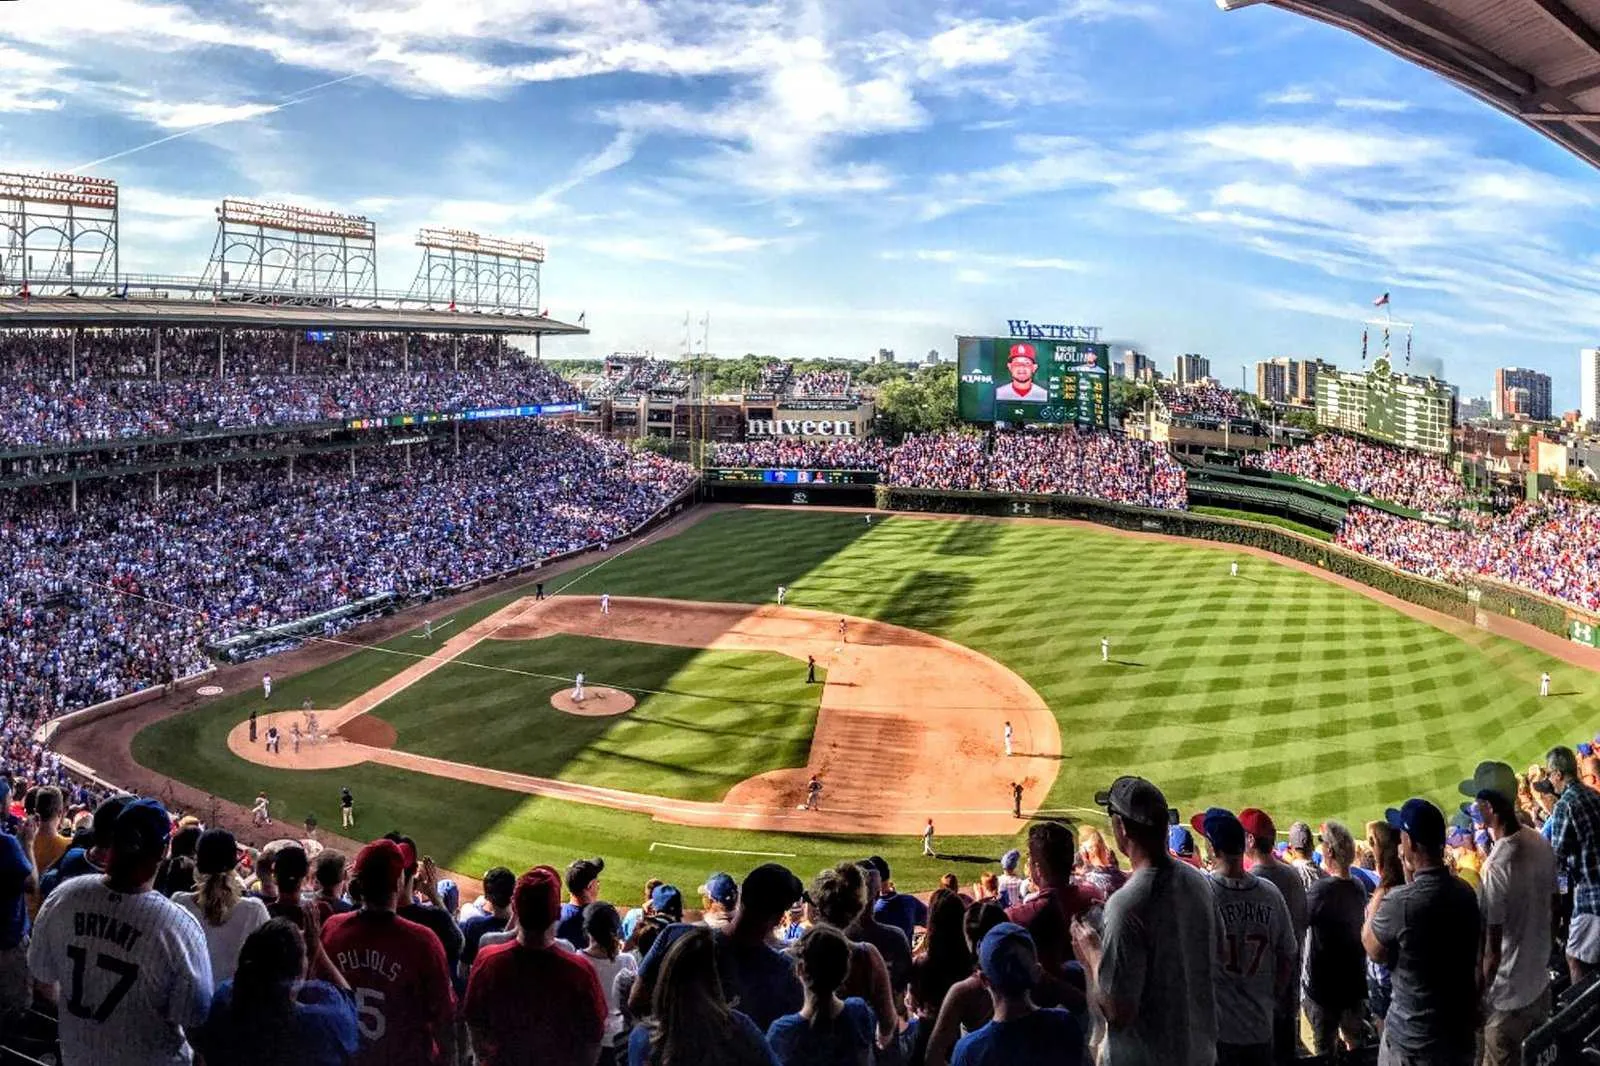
xmin=987 ymin=429 xmax=1189 ymax=510
xmin=887 ymin=432 xmax=990 ymax=492
xmin=709 ymin=438 xmax=889 ymax=471
xmin=1158 ymin=383 xmax=1252 ymax=420
xmin=1338 ymin=499 xmax=1600 ymax=612
xmin=585 ymin=357 xmax=687 ymax=400
xmin=759 ymin=362 xmax=793 ymax=392
xmin=886 ymin=430 xmax=1189 ymax=510
xmin=11 ymin=733 xmax=1595 ymax=1066
xmin=791 ymin=370 xmax=856 ymax=399
xmin=1246 ymin=436 xmax=1468 ymax=513
xmin=0 ymin=423 xmax=693 ymax=722
xmin=0 ymin=329 xmax=579 ymax=449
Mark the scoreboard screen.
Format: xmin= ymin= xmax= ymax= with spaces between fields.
xmin=956 ymin=335 xmax=1110 ymax=427
xmin=704 ymin=468 xmax=878 ymax=485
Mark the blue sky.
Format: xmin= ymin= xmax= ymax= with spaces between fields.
xmin=5 ymin=0 xmax=1600 ymax=406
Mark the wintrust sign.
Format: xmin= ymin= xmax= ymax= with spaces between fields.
xmin=746 ymin=418 xmax=860 ymax=437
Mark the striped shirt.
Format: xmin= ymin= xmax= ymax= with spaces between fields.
xmin=29 ymin=875 xmax=212 ymax=1066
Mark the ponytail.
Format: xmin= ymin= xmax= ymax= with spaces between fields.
xmin=197 ymin=870 xmax=241 ymax=927
xmin=796 ymin=925 xmax=851 ymax=1031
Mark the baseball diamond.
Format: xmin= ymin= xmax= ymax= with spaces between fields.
xmin=114 ymin=506 xmax=1599 ymax=892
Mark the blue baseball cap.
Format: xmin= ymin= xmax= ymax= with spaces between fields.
xmin=650 ymin=884 xmax=684 ymax=919
xmin=1001 ymin=849 xmax=1021 ymax=872
xmin=978 ymin=922 xmax=1039 ymax=995
xmin=1385 ymin=798 xmax=1446 ymax=852
xmin=1167 ymin=825 xmax=1196 ymax=857
xmin=112 ymin=798 xmax=172 ymax=861
xmin=700 ymin=872 xmax=738 ymax=907
xmin=1190 ymin=807 xmax=1246 ymax=856
xmin=1581 ymin=743 xmax=1594 ymax=757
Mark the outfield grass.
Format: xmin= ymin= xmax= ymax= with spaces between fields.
xmin=1190 ymin=505 xmax=1333 ymax=541
xmin=134 ymin=507 xmax=1597 ymax=891
xmin=379 ymin=634 xmax=822 ymax=800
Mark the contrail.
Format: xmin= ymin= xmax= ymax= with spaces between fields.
xmin=69 ymin=72 xmax=365 ymax=173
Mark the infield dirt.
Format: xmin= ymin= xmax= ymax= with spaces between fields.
xmin=224 ymin=595 xmax=1060 ymax=836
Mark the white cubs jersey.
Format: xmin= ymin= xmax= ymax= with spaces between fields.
xmin=30 ymin=875 xmax=213 ymax=1066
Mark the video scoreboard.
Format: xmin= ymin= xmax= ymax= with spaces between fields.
xmin=956 ymin=335 xmax=1110 ymax=428
xmin=704 ymin=468 xmax=878 ymax=485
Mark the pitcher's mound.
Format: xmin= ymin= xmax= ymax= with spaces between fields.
xmin=336 ymin=713 xmax=398 ymax=749
xmin=551 ymin=687 xmax=636 ymax=717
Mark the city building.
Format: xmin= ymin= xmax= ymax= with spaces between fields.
xmin=1458 ymin=396 xmax=1492 ymax=422
xmin=875 ymin=348 xmax=896 ymax=364
xmin=1255 ymin=359 xmax=1290 ymax=404
xmin=1174 ymin=352 xmax=1210 ymax=385
xmin=1316 ymin=358 xmax=1456 ymax=454
xmin=1493 ymin=367 xmax=1552 ymax=421
xmin=1582 ymin=347 xmax=1600 ymax=427
xmin=924 ymin=348 xmax=939 ymax=365
xmin=1254 ymin=357 xmax=1332 ymax=406
xmin=1120 ymin=349 xmax=1154 ymax=382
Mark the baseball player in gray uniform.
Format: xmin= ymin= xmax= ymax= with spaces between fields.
xmin=31 ymin=798 xmax=212 ymax=1066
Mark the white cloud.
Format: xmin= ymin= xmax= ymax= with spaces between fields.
xmin=1334 ymin=97 xmax=1410 ymax=113
xmin=1176 ymin=123 xmax=1443 ymax=173
xmin=128 ymin=100 xmax=279 ymax=130
xmin=1122 ymin=188 xmax=1187 ymax=215
xmin=882 ymin=249 xmax=1090 ymax=272
xmin=1262 ymin=87 xmax=1316 ymax=106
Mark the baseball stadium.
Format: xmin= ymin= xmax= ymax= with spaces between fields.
xmin=12 ymin=1 xmax=1600 ymax=1065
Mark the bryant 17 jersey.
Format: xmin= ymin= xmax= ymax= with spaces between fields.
xmin=29 ymin=876 xmax=212 ymax=1066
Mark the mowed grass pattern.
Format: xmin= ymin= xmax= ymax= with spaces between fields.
xmin=562 ymin=510 xmax=1593 ymax=827
xmin=376 ymin=634 xmax=822 ymax=801
xmin=133 ymin=507 xmax=1596 ymax=889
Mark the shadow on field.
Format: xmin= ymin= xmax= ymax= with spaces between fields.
xmin=934 ymin=519 xmax=1005 ymax=557
xmin=884 ymin=571 xmax=978 ymax=633
xmin=1110 ymin=659 xmax=1146 ymax=668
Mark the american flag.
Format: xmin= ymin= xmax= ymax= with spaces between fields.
xmin=1373 ymin=292 xmax=1390 ymax=307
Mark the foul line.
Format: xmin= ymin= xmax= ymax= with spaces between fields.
xmin=414 ymin=617 xmax=457 ymax=638
xmin=650 ymin=841 xmax=797 ymax=858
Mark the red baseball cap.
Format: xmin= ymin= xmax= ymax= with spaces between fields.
xmin=513 ymin=865 xmax=563 ymax=931
xmin=1238 ymin=808 xmax=1276 ymax=844
xmin=353 ymin=840 xmax=406 ymax=893
xmin=1008 ymin=343 xmax=1037 ymax=363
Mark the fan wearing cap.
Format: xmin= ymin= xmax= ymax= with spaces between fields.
xmin=630 ymin=862 xmax=805 ymax=1030
xmin=949 ymin=923 xmax=1083 ymax=1066
xmin=321 ymin=839 xmax=456 ymax=1066
xmin=995 ymin=849 xmax=1027 ymax=908
xmin=1477 ymin=787 xmax=1557 ymax=1066
xmin=1070 ymin=776 xmax=1217 ymax=1066
xmin=30 ymin=797 xmax=214 ymax=1066
xmin=1360 ymin=798 xmax=1480 ymax=1065
xmin=1191 ymin=808 xmax=1296 ymax=1066
xmin=699 ymin=871 xmax=738 ymax=931
xmin=995 ymin=343 xmax=1050 ymax=404
xmin=462 ymin=865 xmax=606 ymax=1066
xmin=557 ymin=856 xmax=604 ymax=948
xmin=1539 ymin=744 xmax=1600 ymax=984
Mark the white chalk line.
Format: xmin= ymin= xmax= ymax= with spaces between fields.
xmin=650 ymin=841 xmax=797 ymax=858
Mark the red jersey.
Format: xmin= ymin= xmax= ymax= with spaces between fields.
xmin=462 ymin=940 xmax=606 ymax=1066
xmin=323 ymin=909 xmax=455 ymax=1066
xmin=1006 ymin=881 xmax=1105 ymax=976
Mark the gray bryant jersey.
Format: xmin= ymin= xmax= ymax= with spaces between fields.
xmin=1206 ymin=870 xmax=1295 ymax=1048
xmin=29 ymin=875 xmax=213 ymax=1066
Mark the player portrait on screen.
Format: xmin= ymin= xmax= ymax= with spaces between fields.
xmin=994 ymin=343 xmax=1050 ymax=403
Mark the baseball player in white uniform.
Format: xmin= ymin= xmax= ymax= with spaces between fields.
xmin=1101 ymin=637 xmax=1110 ymax=662
xmin=251 ymin=793 xmax=270 ymax=826
xmin=573 ymin=672 xmax=586 ymax=703
xmin=30 ymin=798 xmax=213 ymax=1066
xmin=1541 ymin=672 xmax=1552 ymax=697
xmin=1004 ymin=721 xmax=1014 ymax=757
xmin=600 ymin=594 xmax=611 ymax=616
xmin=424 ymin=618 xmax=433 ymax=639
xmin=261 ymin=673 xmax=272 ymax=700
xmin=922 ymin=819 xmax=935 ymax=857
xmin=777 ymin=585 xmax=787 ymax=606
xmin=1230 ymin=562 xmax=1239 ymax=578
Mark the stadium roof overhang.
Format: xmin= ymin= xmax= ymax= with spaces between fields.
xmin=0 ymin=298 xmax=588 ymax=336
xmin=1219 ymin=0 xmax=1600 ymax=171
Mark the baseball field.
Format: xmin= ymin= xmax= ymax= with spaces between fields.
xmin=129 ymin=506 xmax=1596 ymax=890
